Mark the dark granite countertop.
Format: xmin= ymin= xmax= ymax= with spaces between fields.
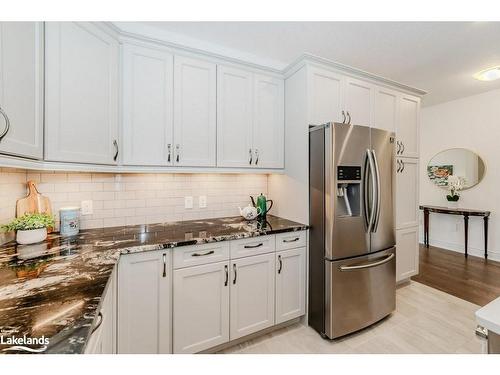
xmin=0 ymin=215 xmax=306 ymax=354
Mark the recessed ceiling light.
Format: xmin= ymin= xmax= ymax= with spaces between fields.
xmin=473 ymin=66 xmax=500 ymax=81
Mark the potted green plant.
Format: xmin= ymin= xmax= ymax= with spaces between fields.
xmin=446 ymin=175 xmax=465 ymax=208
xmin=1 ymin=213 xmax=55 ymax=245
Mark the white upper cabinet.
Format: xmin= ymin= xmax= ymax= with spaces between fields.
xmin=117 ymin=251 xmax=171 ymax=354
xmin=252 ymin=74 xmax=284 ymax=168
xmin=174 ymin=55 xmax=217 ymax=167
xmin=397 ymin=94 xmax=420 ymax=158
xmin=217 ymin=65 xmax=253 ymax=167
xmin=343 ymin=77 xmax=373 ymax=126
xmin=122 ymin=43 xmax=173 ymax=166
xmin=45 ymin=22 xmax=119 ymax=164
xmin=0 ymin=22 xmax=43 ymax=159
xmin=373 ymin=86 xmax=398 ymax=132
xmin=307 ymin=66 xmax=344 ymax=125
xmin=217 ymin=65 xmax=284 ymax=169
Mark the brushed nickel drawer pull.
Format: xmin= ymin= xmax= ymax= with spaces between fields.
xmin=224 ymin=265 xmax=228 ymax=286
xmin=278 ymin=255 xmax=283 ymax=274
xmin=191 ymin=250 xmax=215 ymax=257
xmin=162 ymin=253 xmax=167 ymax=277
xmin=244 ymin=243 xmax=263 ymax=249
xmin=283 ymin=237 xmax=299 ymax=243
xmin=0 ymin=106 xmax=11 ymax=143
xmin=233 ymin=264 xmax=237 ymax=285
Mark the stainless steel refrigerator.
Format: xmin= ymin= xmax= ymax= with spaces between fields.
xmin=309 ymin=122 xmax=396 ymax=339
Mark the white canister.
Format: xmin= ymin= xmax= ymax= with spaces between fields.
xmin=59 ymin=207 xmax=80 ymax=236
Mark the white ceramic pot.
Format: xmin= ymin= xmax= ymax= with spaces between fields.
xmin=16 ymin=228 xmax=47 ymax=245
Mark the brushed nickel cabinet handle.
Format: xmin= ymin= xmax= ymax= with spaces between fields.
xmin=0 ymin=106 xmax=11 ymax=143
xmin=254 ymin=148 xmax=259 ymax=165
xmin=167 ymin=143 xmax=172 ymax=163
xmin=249 ymin=148 xmax=253 ymax=165
xmin=224 ymin=265 xmax=228 ymax=286
xmin=175 ymin=144 xmax=180 ymax=163
xmin=233 ymin=264 xmax=237 ymax=285
xmin=162 ymin=253 xmax=167 ymax=277
xmin=244 ymin=243 xmax=263 ymax=249
xmin=278 ymin=255 xmax=283 ymax=274
xmin=346 ymin=111 xmax=351 ymax=125
xmin=401 ymin=160 xmax=405 ymax=173
xmin=191 ymin=250 xmax=215 ymax=257
xmin=283 ymin=237 xmax=299 ymax=243
xmin=341 ymin=110 xmax=346 ymax=124
xmin=401 ymin=142 xmax=405 ymax=154
xmin=113 ymin=140 xmax=119 ymax=161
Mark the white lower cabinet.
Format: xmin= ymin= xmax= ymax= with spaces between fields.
xmin=396 ymin=226 xmax=419 ymax=282
xmin=230 ymin=252 xmax=276 ymax=340
xmin=85 ymin=267 xmax=117 ymax=354
xmin=117 ymin=251 xmax=171 ymax=354
xmin=173 ymin=261 xmax=230 ymax=354
xmin=275 ymin=247 xmax=306 ymax=324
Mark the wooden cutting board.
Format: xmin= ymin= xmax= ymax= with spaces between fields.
xmin=16 ymin=180 xmax=52 ymax=218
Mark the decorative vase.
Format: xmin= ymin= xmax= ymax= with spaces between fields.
xmin=446 ymin=195 xmax=459 ymax=209
xmin=16 ymin=228 xmax=47 ymax=245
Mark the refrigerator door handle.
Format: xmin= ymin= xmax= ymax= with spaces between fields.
xmin=371 ymin=150 xmax=381 ymax=232
xmin=339 ymin=253 xmax=394 ymax=271
xmin=363 ymin=149 xmax=372 ymax=232
xmin=366 ymin=149 xmax=377 ymax=233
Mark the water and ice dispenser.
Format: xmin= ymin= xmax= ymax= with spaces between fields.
xmin=336 ymin=166 xmax=361 ymax=217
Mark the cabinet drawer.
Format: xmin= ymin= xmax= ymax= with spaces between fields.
xmin=230 ymin=235 xmax=275 ymax=259
xmin=173 ymin=242 xmax=230 ymax=269
xmin=276 ymin=231 xmax=306 ymax=251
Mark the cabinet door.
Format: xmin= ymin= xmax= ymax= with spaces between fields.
xmin=217 ymin=65 xmax=253 ymax=167
xmin=117 ymin=251 xmax=171 ymax=354
xmin=230 ymin=253 xmax=275 ymax=340
xmin=174 ymin=55 xmax=216 ymax=167
xmin=396 ymin=226 xmax=419 ymax=282
xmin=0 ymin=22 xmax=43 ymax=159
xmin=276 ymin=247 xmax=306 ymax=324
xmin=344 ymin=77 xmax=373 ymax=126
xmin=307 ymin=66 xmax=344 ymax=125
xmin=45 ymin=22 xmax=119 ymax=164
xmin=122 ymin=43 xmax=173 ymax=166
xmin=173 ymin=261 xmax=229 ymax=353
xmin=252 ymin=74 xmax=284 ymax=168
xmin=395 ymin=157 xmax=419 ymax=229
xmin=397 ymin=94 xmax=420 ymax=158
xmin=373 ymin=86 xmax=398 ymax=132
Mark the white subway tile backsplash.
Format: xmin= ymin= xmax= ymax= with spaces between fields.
xmin=0 ymin=169 xmax=269 ymax=233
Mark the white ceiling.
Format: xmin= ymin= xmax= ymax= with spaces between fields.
xmin=139 ymin=22 xmax=500 ymax=106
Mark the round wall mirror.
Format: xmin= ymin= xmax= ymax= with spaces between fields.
xmin=427 ymin=148 xmax=485 ymax=190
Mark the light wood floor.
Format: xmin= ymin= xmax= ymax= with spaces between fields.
xmin=218 ymin=281 xmax=484 ymax=354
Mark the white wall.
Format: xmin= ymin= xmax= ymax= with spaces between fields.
xmin=420 ymin=88 xmax=500 ymax=260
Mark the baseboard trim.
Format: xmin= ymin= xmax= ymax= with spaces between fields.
xmin=419 ymin=238 xmax=500 ymax=262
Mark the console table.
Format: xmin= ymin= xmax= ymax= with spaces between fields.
xmin=419 ymin=205 xmax=491 ymax=258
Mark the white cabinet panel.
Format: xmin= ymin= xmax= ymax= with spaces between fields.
xmin=275 ymin=231 xmax=307 ymax=251
xmin=396 ymin=226 xmax=419 ymax=282
xmin=117 ymin=251 xmax=171 ymax=354
xmin=276 ymin=247 xmax=306 ymax=324
xmin=173 ymin=261 xmax=230 ymax=353
xmin=396 ymin=157 xmax=419 ymax=229
xmin=344 ymin=77 xmax=373 ymax=126
xmin=0 ymin=22 xmax=43 ymax=159
xmin=230 ymin=253 xmax=275 ymax=340
xmin=174 ymin=55 xmax=216 ymax=167
xmin=217 ymin=65 xmax=253 ymax=167
xmin=397 ymin=94 xmax=420 ymax=158
xmin=252 ymin=74 xmax=284 ymax=168
xmin=374 ymin=86 xmax=398 ymax=132
xmin=122 ymin=43 xmax=173 ymax=166
xmin=308 ymin=66 xmax=343 ymax=125
xmin=45 ymin=22 xmax=119 ymax=164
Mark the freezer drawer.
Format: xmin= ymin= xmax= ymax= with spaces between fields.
xmin=325 ymin=247 xmax=396 ymax=339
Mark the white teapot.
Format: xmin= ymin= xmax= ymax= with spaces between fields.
xmin=238 ymin=204 xmax=262 ymax=221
